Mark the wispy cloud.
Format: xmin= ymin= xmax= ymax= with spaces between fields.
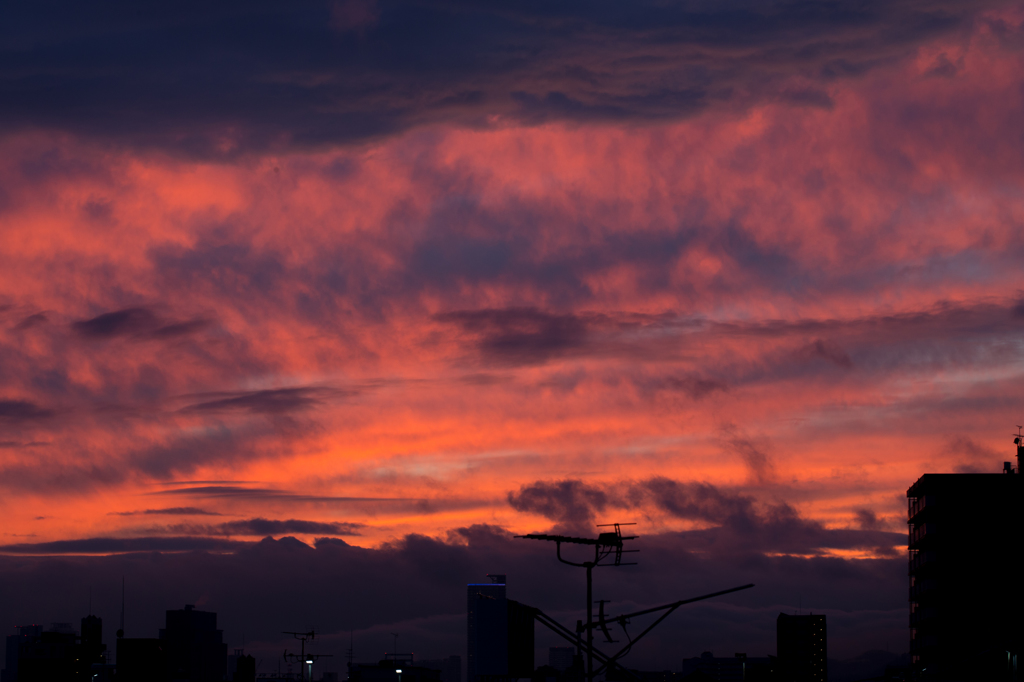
xmin=0 ymin=537 xmax=250 ymax=555
xmin=178 ymin=387 xmax=353 ymax=415
xmin=158 ymin=518 xmax=364 ymax=537
xmin=109 ymin=507 xmax=223 ymax=517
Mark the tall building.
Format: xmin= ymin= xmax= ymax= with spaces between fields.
xmin=776 ymin=613 xmax=826 ymax=682
xmin=907 ymin=450 xmax=1022 ymax=680
xmin=2 ymin=625 xmax=42 ymax=682
xmin=159 ymin=604 xmax=228 ymax=682
xmin=81 ymin=614 xmax=107 ymax=672
xmin=468 ymin=575 xmax=508 ymax=682
xmin=467 ymin=574 xmax=535 ymax=682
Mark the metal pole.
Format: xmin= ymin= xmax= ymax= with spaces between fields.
xmin=587 ymin=564 xmax=593 ymax=682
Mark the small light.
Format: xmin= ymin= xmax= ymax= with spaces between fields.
xmin=396 ymin=670 xmax=403 ymax=674
xmin=306 ymin=659 xmax=314 ymax=665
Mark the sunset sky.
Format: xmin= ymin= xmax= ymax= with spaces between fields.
xmin=2 ymin=0 xmax=1023 ymax=672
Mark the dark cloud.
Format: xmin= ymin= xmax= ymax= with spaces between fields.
xmin=151 ymin=485 xmax=295 ymax=498
xmin=149 ymin=242 xmax=286 ymax=298
xmin=631 ymin=478 xmax=755 ymax=525
xmin=507 ymin=480 xmax=609 ymax=530
xmin=654 ymin=375 xmax=729 ymax=400
xmin=723 ymin=433 xmax=776 ymax=484
xmin=72 ymin=308 xmax=157 ymax=338
xmin=800 ymin=339 xmax=854 ymax=369
xmin=179 ymin=387 xmax=349 ymax=415
xmin=71 ymin=307 xmax=210 ymax=341
xmin=854 ymin=508 xmax=881 ymax=531
xmin=944 ymin=435 xmax=1003 ymax=474
xmin=0 ymin=536 xmax=249 ymax=555
xmin=161 ymin=518 xmax=364 ymax=537
xmin=0 ymin=399 xmax=56 ymax=421
xmin=12 ymin=312 xmax=48 ymax=331
xmin=0 ymin=529 xmax=907 ymax=669
xmin=149 ymin=485 xmax=417 ymax=506
xmin=713 ymin=301 xmax=1024 ymax=343
xmin=0 ymin=460 xmax=126 ymax=494
xmin=0 ymin=0 xmax=1001 ymax=156
xmin=109 ymin=507 xmax=223 ymax=517
xmin=1013 ymin=298 xmax=1024 ymax=318
xmin=127 ymin=429 xmax=258 ymax=481
xmin=509 ymin=477 xmax=904 ymax=557
xmin=433 ymin=300 xmax=1024 ymax=380
xmin=437 ymin=308 xmax=590 ymax=365
xmin=924 ymin=52 xmax=961 ymax=78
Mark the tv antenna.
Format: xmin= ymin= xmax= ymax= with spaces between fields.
xmin=517 ymin=523 xmax=638 ymax=682
xmin=518 ymin=523 xmax=754 ymax=682
xmin=284 ymin=630 xmax=332 ymax=682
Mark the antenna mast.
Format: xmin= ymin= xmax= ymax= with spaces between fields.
xmin=284 ymin=630 xmax=332 ymax=682
xmin=117 ymin=577 xmax=125 ymax=639
xmin=517 ymin=523 xmax=638 ymax=682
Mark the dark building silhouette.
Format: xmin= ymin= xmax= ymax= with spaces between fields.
xmin=468 ymin=576 xmax=507 ymax=682
xmin=232 ymin=653 xmax=255 ymax=682
xmin=777 ymin=613 xmax=826 ymax=682
xmin=2 ymin=618 xmax=107 ymax=682
xmin=349 ymin=655 xmax=441 ymax=682
xmin=2 ymin=625 xmax=42 ymax=682
xmin=159 ymin=604 xmax=228 ymax=682
xmin=228 ymin=648 xmax=256 ymax=682
xmin=418 ymin=656 xmax=461 ymax=682
xmin=80 ymin=615 xmax=107 ymax=675
xmin=15 ymin=624 xmax=78 ymax=682
xmin=681 ymin=652 xmax=774 ymax=681
xmin=467 ymin=574 xmax=535 ymax=682
xmin=907 ymin=456 xmax=1022 ymax=680
xmin=116 ymin=637 xmax=169 ymax=682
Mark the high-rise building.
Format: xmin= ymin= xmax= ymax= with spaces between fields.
xmin=14 ymin=625 xmax=79 ymax=682
xmin=81 ymin=614 xmax=107 ymax=672
xmin=159 ymin=604 xmax=228 ymax=682
xmin=777 ymin=613 xmax=826 ymax=682
xmin=468 ymin=575 xmax=508 ymax=682
xmin=907 ymin=450 xmax=1022 ymax=680
xmin=467 ymin=574 xmax=535 ymax=682
xmin=2 ymin=625 xmax=42 ymax=682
